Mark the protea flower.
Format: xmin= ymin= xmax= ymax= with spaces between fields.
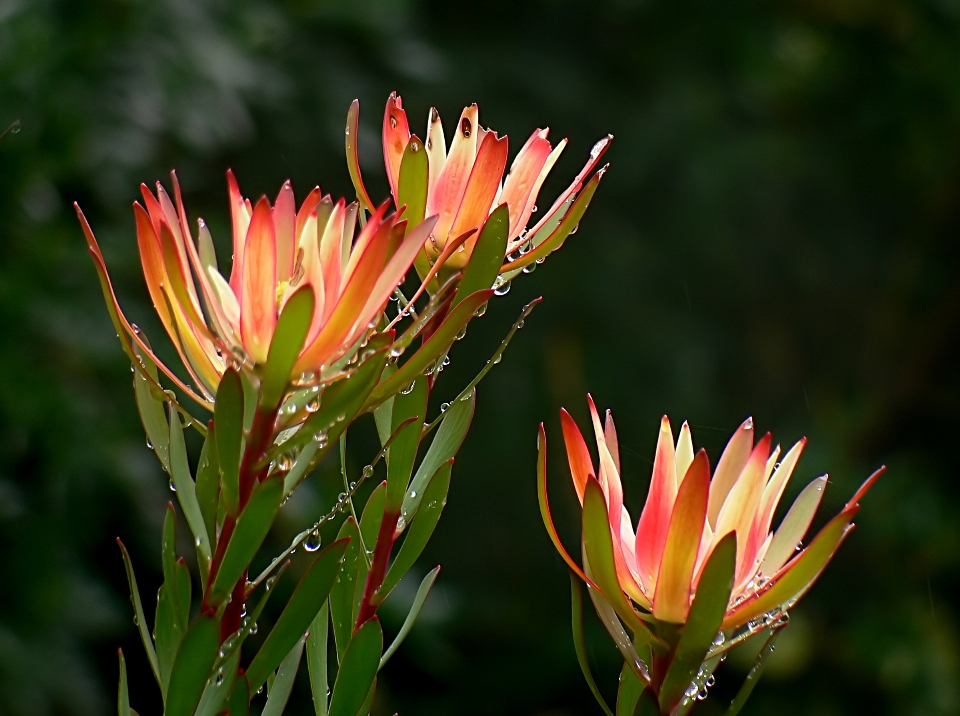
xmin=347 ymin=93 xmax=612 ymax=278
xmin=75 ymin=172 xmax=436 ymax=407
xmin=538 ymin=396 xmax=882 ymax=711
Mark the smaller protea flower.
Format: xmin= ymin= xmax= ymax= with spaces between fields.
xmin=76 ymin=172 xmax=436 ymax=407
xmin=539 ymin=396 xmax=882 ymax=711
xmin=348 ymin=93 xmax=611 ymax=278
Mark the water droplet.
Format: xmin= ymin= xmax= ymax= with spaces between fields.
xmin=304 ymin=530 xmax=322 ymax=552
xmin=409 ymin=490 xmax=417 ymax=499
xmin=306 ymin=397 xmax=321 ymax=413
xmin=396 ymin=515 xmax=407 ymax=531
xmin=475 ymin=302 xmax=488 ymax=317
xmin=336 ymin=413 xmax=346 ymax=422
xmin=522 ymin=263 xmax=536 ymax=274
xmin=215 ymin=670 xmax=225 ymax=686
xmin=440 ymin=402 xmax=450 ymax=412
xmin=169 ymin=479 xmax=177 ymax=492
xmin=494 ymin=280 xmax=511 ymax=296
xmin=455 ymin=326 xmax=467 ymax=341
xmin=460 ymin=117 xmax=472 ymax=137
xmin=706 ymin=675 xmax=716 ymax=688
xmin=362 ymin=465 xmax=374 ymax=478
xmin=146 ymin=440 xmax=154 ymax=449
xmin=400 ymin=382 xmax=415 ymax=395
xmin=430 ymin=107 xmax=440 ymax=123
xmin=390 ymin=115 xmax=398 ymax=129
xmin=410 ymin=140 xmax=421 ymax=152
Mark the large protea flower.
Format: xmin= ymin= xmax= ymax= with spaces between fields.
xmin=75 ymin=172 xmax=436 ymax=408
xmin=346 ymin=93 xmax=611 ymax=281
xmin=538 ymin=396 xmax=883 ymax=713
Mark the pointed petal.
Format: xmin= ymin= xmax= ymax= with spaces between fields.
xmin=707 ymin=417 xmax=755 ymax=528
xmin=428 ymin=104 xmax=479 ymax=244
xmin=560 ymin=408 xmax=594 ymax=503
xmin=752 ymin=439 xmax=806 ymax=550
xmin=383 ymin=92 xmax=411 ymax=201
xmin=586 ymin=396 xmax=623 ymax=544
xmin=345 ymin=100 xmax=375 ymax=212
xmin=604 ymin=410 xmax=621 ymax=475
xmin=226 ymin=170 xmax=251 ymax=295
xmin=207 ymin=267 xmax=241 ymax=339
xmin=759 ymin=475 xmax=827 ymax=579
xmin=133 ymin=203 xmax=178 ymax=347
xmin=295 ymin=187 xmax=323 ymax=243
xmin=240 ymin=197 xmax=278 ymax=363
xmin=653 ymin=451 xmax=710 ymax=623
xmin=274 ymin=180 xmax=297 ymax=283
xmin=635 ymin=416 xmax=678 ymax=591
xmin=714 ymin=433 xmax=772 ymax=574
xmin=675 ymin=422 xmax=695 ymax=487
xmin=449 ymin=132 xmax=508 ymax=254
xmin=320 ymin=200 xmax=347 ymax=320
xmin=499 ymin=129 xmax=552 ymax=240
xmin=425 ymin=107 xmax=446 ymax=194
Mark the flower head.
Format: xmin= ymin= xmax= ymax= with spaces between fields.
xmin=349 ymin=93 xmax=612 ymax=275
xmin=76 ymin=171 xmax=436 ymax=406
xmin=540 ymin=396 xmax=882 ymax=633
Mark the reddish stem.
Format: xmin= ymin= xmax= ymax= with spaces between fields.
xmin=355 ymin=507 xmax=401 ymax=628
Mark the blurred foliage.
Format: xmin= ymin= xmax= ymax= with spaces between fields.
xmin=0 ymin=0 xmax=958 ymax=714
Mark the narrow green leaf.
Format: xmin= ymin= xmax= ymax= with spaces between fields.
xmin=373 ymin=396 xmax=395 ymax=448
xmin=634 ymin=688 xmax=660 ymax=716
xmin=261 ymin=286 xmax=315 ymax=411
xmin=385 ymin=378 xmax=427 ymax=510
xmin=165 ymin=615 xmax=220 ymax=716
xmin=133 ymin=343 xmax=170 ymax=471
xmin=224 ymin=673 xmax=250 ymax=716
xmin=380 ymin=460 xmax=452 ymax=600
xmin=328 ymin=618 xmax=383 ymax=716
xmin=453 ymin=204 xmax=509 ymax=308
xmin=659 ymin=533 xmax=736 ymax=712
xmin=330 ymin=518 xmax=363 ymax=661
xmin=359 ymin=482 xmax=387 ymax=550
xmin=168 ymin=403 xmax=213 ymax=566
xmin=283 ymin=437 xmax=319 ymax=498
xmin=117 ymin=539 xmax=160 ymax=686
xmin=215 ymin=368 xmax=244 ymax=517
xmin=345 ymin=100 xmax=375 ymax=212
xmin=118 ymin=650 xmax=132 ymax=716
xmin=261 ymin=636 xmax=307 ymax=716
xmin=397 ymin=135 xmax=428 ymax=229
xmin=583 ymin=568 xmax=650 ymax=685
xmin=210 ymin=477 xmax=283 ymax=604
xmin=362 ymin=290 xmax=495 ymax=410
xmin=401 ymin=391 xmax=474 ymax=528
xmin=195 ymin=649 xmax=239 ymax=716
xmin=161 ymin=504 xmax=177 ymax=588
xmin=571 ymin=575 xmax=614 ymax=716
xmin=246 ymin=539 xmax=350 ymax=693
xmin=582 ymin=479 xmax=661 ymax=647
xmin=155 ymin=584 xmax=180 ymax=697
xmin=380 ymin=566 xmax=439 ymax=669
xmin=307 ymin=602 xmax=330 ymax=716
xmin=723 ymin=627 xmax=785 ymax=716
xmin=617 ymin=663 xmax=645 ymax=716
xmin=195 ymin=424 xmax=220 ymax=551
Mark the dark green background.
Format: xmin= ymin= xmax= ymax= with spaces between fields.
xmin=1 ymin=0 xmax=958 ymax=713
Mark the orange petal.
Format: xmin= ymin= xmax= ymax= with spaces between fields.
xmin=604 ymin=409 xmax=621 ymax=474
xmin=133 ymin=202 xmax=178 ymax=348
xmin=295 ymin=186 xmax=323 ymax=243
xmin=635 ymin=416 xmax=678 ymax=591
xmin=274 ymin=180 xmax=297 ymax=283
xmin=428 ymin=104 xmax=479 ymax=243
xmin=425 ymin=107 xmax=446 ymax=193
xmin=383 ymin=92 xmax=411 ymax=201
xmin=499 ymin=129 xmax=552 ymax=239
xmin=707 ymin=417 xmax=755 ymax=528
xmin=653 ymin=450 xmax=710 ymax=623
xmin=240 ymin=197 xmax=278 ymax=364
xmin=226 ymin=170 xmax=251 ymax=295
xmin=560 ymin=408 xmax=594 ymax=503
xmin=714 ymin=433 xmax=772 ymax=578
xmin=450 ymin=132 xmax=509 ymax=249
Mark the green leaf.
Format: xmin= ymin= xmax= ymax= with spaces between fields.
xmin=215 ymin=368 xmax=244 ymax=517
xmin=723 ymin=627 xmax=784 ymax=716
xmin=307 ymin=602 xmax=330 ymax=716
xmin=328 ymin=618 xmax=383 ymax=716
xmin=571 ymin=575 xmax=614 ymax=716
xmin=261 ymin=636 xmax=306 ymax=716
xmin=156 ymin=584 xmax=181 ymax=697
xmin=397 ymin=135 xmax=428 ymax=229
xmin=380 ymin=566 xmax=439 ymax=669
xmin=330 ymin=518 xmax=363 ymax=662
xmin=380 ymin=460 xmax=452 ymax=600
xmin=345 ymin=100 xmax=375 ymax=212
xmin=168 ymin=403 xmax=213 ymax=566
xmin=359 ymin=482 xmax=387 ymax=551
xmin=165 ymin=615 xmax=219 ymax=716
xmin=616 ymin=663 xmax=645 ymax=716
xmin=245 ymin=539 xmax=350 ymax=693
xmin=133 ymin=343 xmax=170 ymax=472
xmin=361 ymin=290 xmax=495 ymax=410
xmin=385 ymin=377 xmax=428 ymax=510
xmin=210 ymin=477 xmax=283 ymax=605
xmin=453 ymin=204 xmax=509 ymax=308
xmin=634 ymin=688 xmax=660 ymax=716
xmin=659 ymin=533 xmax=736 ymax=712
xmin=582 ymin=479 xmax=661 ymax=647
xmin=224 ymin=673 xmax=250 ymax=716
xmin=583 ymin=570 xmax=649 ymax=685
xmin=283 ymin=436 xmax=319 ymax=498
xmin=117 ymin=539 xmax=160 ymax=686
xmin=195 ymin=424 xmax=220 ymax=552
xmin=261 ymin=285 xmax=315 ymax=411
xmin=195 ymin=649 xmax=239 ymax=716
xmin=401 ymin=390 xmax=474 ymax=529
xmin=118 ymin=650 xmax=132 ymax=716
xmin=373 ymin=397 xmax=394 ymax=448
xmin=501 ymin=167 xmax=605 ymax=274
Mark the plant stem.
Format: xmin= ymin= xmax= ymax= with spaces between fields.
xmin=354 ymin=507 xmax=400 ymax=628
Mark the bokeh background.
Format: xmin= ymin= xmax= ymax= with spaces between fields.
xmin=1 ymin=0 xmax=959 ymax=714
